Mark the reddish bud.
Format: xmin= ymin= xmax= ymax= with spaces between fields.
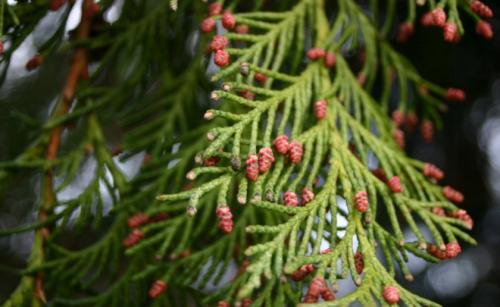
xmin=288 ymin=141 xmax=303 ymax=164
xmin=471 ymin=1 xmax=494 ymax=19
xmin=245 ymin=154 xmax=259 ymax=181
xmin=406 ymin=112 xmax=419 ymax=130
xmin=26 ymin=55 xmax=44 ymax=71
xmin=210 ymin=35 xmax=229 ymax=52
xmin=446 ymin=88 xmax=466 ymax=102
xmin=372 ymin=168 xmax=388 ymax=182
xmin=321 ymin=247 xmax=333 ymax=254
xmin=258 ymin=147 xmax=275 ymax=173
xmin=214 ymin=49 xmax=230 ymax=67
xmin=222 ymin=12 xmax=236 ymax=29
xmin=443 ymin=186 xmax=464 ymax=203
xmin=445 ymin=241 xmax=462 ymax=259
xmin=127 ymin=213 xmax=149 ymax=228
xmin=421 ymin=119 xmax=434 ymax=143
xmin=217 ymin=301 xmax=230 ymax=307
xmin=321 ymin=287 xmax=336 ymax=301
xmin=354 ymin=191 xmax=369 ymax=213
xmin=239 ymin=89 xmax=255 ymax=100
xmin=241 ymin=298 xmax=252 ymax=307
xmin=432 ymin=207 xmax=446 ymax=216
xmin=397 ymin=22 xmax=414 ymax=43
xmin=354 ymin=251 xmax=364 ymax=274
xmin=314 ymin=100 xmax=328 ymax=120
xmin=421 ymin=12 xmax=435 ymax=27
xmin=383 ymin=286 xmax=400 ymax=304
xmin=208 ymin=2 xmax=223 ymax=16
xmin=254 ymin=72 xmax=267 ymax=84
xmin=423 ymin=163 xmax=444 ymax=181
xmin=476 ymin=20 xmax=494 ymax=39
xmin=301 ymin=188 xmax=315 ymax=205
xmin=204 ymin=156 xmax=220 ymax=166
xmin=324 ymin=51 xmax=336 ymax=68
xmin=444 ymin=22 xmax=460 ymax=43
xmin=273 ymin=135 xmax=289 ymax=154
xmin=391 ymin=110 xmax=405 ymax=127
xmin=449 ymin=209 xmax=474 ymax=229
xmin=235 ymin=24 xmax=249 ymax=34
xmin=427 ymin=244 xmax=448 ymax=260
xmin=307 ymin=277 xmax=327 ymax=298
xmin=392 ymin=129 xmax=405 ymax=149
xmin=291 ymin=264 xmax=314 ymax=281
xmin=283 ymin=191 xmax=299 ymax=207
xmin=122 ymin=229 xmax=144 ymax=248
xmin=431 ymin=8 xmax=447 ymax=27
xmin=201 ymin=18 xmax=216 ymax=33
xmin=307 ymin=48 xmax=325 ymax=60
xmin=357 ymin=73 xmax=366 ymax=86
xmin=216 ymin=207 xmax=234 ymax=234
xmin=148 ymin=280 xmax=167 ymax=299
xmin=388 ymin=176 xmax=403 ymax=193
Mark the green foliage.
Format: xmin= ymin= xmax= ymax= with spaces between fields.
xmin=0 ymin=0 xmax=486 ymax=306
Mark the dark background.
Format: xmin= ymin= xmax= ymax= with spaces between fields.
xmin=1 ymin=2 xmax=500 ymax=306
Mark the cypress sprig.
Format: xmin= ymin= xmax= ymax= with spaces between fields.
xmin=0 ymin=0 xmax=491 ymax=305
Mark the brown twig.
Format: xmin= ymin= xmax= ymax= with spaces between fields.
xmin=34 ymin=1 xmax=94 ymax=303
